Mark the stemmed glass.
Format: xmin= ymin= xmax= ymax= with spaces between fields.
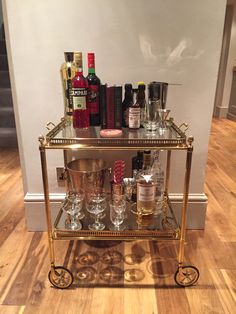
xmin=86 ymin=192 xmax=107 ymax=231
xmin=62 ymin=190 xmax=85 ymax=230
xmin=109 ymin=198 xmax=126 ymax=230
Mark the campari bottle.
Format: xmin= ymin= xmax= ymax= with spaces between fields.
xmin=86 ymin=53 xmax=101 ymax=126
xmin=71 ymin=52 xmax=89 ymax=128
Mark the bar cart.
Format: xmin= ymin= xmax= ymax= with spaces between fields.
xmin=39 ymin=117 xmax=199 ymax=289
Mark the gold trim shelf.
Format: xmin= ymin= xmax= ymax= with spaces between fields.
xmin=53 ymin=196 xmax=180 ymax=241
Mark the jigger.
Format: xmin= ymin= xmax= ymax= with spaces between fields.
xmin=157 ymin=109 xmax=170 ymax=130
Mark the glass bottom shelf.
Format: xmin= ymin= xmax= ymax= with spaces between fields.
xmin=53 ymin=197 xmax=180 ymax=241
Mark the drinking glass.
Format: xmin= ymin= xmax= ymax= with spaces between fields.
xmin=62 ymin=190 xmax=85 ymax=230
xmin=143 ymin=99 xmax=160 ymax=133
xmin=157 ymin=109 xmax=170 ymax=133
xmin=109 ymin=199 xmax=126 ymax=230
xmin=86 ymin=193 xmax=107 ymax=230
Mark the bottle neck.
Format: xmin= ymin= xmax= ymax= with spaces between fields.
xmin=143 ymin=151 xmax=151 ymax=170
xmin=75 ymin=66 xmax=83 ymax=76
xmin=125 ymin=91 xmax=133 ymax=102
xmin=88 ymin=67 xmax=95 ymax=74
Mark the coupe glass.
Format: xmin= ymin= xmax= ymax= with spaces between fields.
xmin=86 ymin=193 xmax=107 ymax=231
xmin=62 ymin=190 xmax=84 ymax=230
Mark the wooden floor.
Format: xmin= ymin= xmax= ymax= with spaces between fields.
xmin=0 ymin=118 xmax=236 ymax=314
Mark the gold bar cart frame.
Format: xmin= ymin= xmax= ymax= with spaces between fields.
xmin=39 ymin=118 xmax=199 ymax=288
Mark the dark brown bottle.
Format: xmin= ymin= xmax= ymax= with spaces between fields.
xmin=122 ymin=84 xmax=133 ymax=127
xmin=136 ymin=82 xmax=146 ymax=127
xmin=132 ymin=151 xmax=143 ymax=175
xmin=86 ymin=53 xmax=101 ymax=126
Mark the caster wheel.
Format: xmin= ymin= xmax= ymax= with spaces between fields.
xmin=174 ymin=265 xmax=199 ymax=287
xmin=48 ymin=266 xmax=73 ymax=289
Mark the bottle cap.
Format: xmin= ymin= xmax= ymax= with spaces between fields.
xmin=88 ymin=53 xmax=95 ymax=68
xmin=64 ymin=52 xmax=74 ymax=62
xmin=74 ymin=52 xmax=82 ymax=67
xmin=137 ymin=82 xmax=145 ymax=90
xmin=125 ymin=83 xmax=132 ymax=90
xmin=88 ymin=52 xmax=94 ymax=58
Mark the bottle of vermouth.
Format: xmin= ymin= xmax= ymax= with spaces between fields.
xmin=86 ymin=53 xmax=101 ymax=126
xmin=136 ymin=150 xmax=156 ymax=216
xmin=60 ymin=52 xmax=76 ymax=119
xmin=71 ymin=52 xmax=89 ymax=129
xmin=122 ymin=83 xmax=133 ymax=128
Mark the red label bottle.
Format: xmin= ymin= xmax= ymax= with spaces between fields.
xmin=86 ymin=53 xmax=101 ymax=126
xmin=71 ymin=52 xmax=89 ymax=129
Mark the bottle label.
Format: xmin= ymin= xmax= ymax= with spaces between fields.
xmin=137 ymin=183 xmax=155 ymax=202
xmin=66 ymin=79 xmax=73 ymax=110
xmin=87 ymin=85 xmax=99 ymax=114
xmin=129 ymin=108 xmax=140 ymax=128
xmin=71 ymin=88 xmax=87 ymax=110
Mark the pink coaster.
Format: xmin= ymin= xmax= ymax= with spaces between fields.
xmin=100 ymin=129 xmax=123 ymax=138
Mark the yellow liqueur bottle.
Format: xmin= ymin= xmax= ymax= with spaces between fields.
xmin=60 ymin=52 xmax=76 ymax=119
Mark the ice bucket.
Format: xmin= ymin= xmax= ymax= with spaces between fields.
xmin=67 ymin=158 xmax=109 ymax=194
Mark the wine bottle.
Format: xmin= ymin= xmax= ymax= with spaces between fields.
xmin=136 ymin=82 xmax=146 ymax=127
xmin=60 ymin=52 xmax=76 ymax=119
xmin=71 ymin=52 xmax=89 ymax=129
xmin=86 ymin=53 xmax=101 ymax=126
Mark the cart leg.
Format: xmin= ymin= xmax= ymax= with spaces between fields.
xmin=40 ymin=147 xmax=55 ymax=268
xmin=164 ymin=150 xmax=171 ymax=195
xmin=178 ymin=147 xmax=192 ymax=266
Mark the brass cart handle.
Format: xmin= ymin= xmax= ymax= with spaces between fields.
xmin=46 ymin=121 xmax=56 ymax=131
xmin=178 ymin=123 xmax=189 ymax=134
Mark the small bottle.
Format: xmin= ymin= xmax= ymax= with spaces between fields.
xmin=129 ymin=88 xmax=140 ymax=130
xmin=71 ymin=52 xmax=89 ymax=129
xmin=136 ymin=82 xmax=147 ymax=127
xmin=122 ymin=84 xmax=133 ymax=127
xmin=86 ymin=53 xmax=101 ymax=126
xmin=60 ymin=52 xmax=76 ymax=119
xmin=136 ymin=150 xmax=155 ymax=216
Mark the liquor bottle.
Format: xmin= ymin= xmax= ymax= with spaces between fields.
xmin=136 ymin=82 xmax=147 ymax=127
xmin=60 ymin=52 xmax=76 ymax=119
xmin=86 ymin=53 xmax=101 ymax=126
xmin=143 ymin=150 xmax=151 ymax=170
xmin=71 ymin=52 xmax=89 ymax=129
xmin=151 ymin=151 xmax=165 ymax=212
xmin=132 ymin=151 xmax=143 ymax=176
xmin=129 ymin=88 xmax=140 ymax=130
xmin=122 ymin=84 xmax=133 ymax=127
xmin=136 ymin=150 xmax=155 ymax=215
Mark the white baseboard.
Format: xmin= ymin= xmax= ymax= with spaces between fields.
xmin=24 ymin=192 xmax=208 ymax=231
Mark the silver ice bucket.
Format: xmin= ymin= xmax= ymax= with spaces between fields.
xmin=67 ymin=158 xmax=109 ymax=194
